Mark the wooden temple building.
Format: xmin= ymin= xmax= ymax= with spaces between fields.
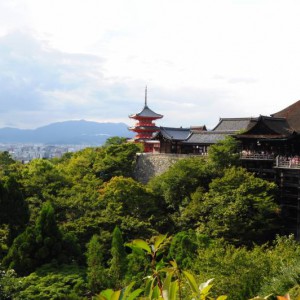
xmin=129 ymin=87 xmax=163 ymax=152
xmin=236 ymin=101 xmax=300 ymax=237
xmin=154 ymin=118 xmax=257 ymax=154
xmin=129 ymin=95 xmax=300 ymax=236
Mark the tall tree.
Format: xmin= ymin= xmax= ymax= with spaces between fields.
xmin=3 ymin=202 xmax=79 ymax=275
xmin=0 ymin=176 xmax=29 ymax=245
xmin=86 ymin=234 xmax=108 ymax=293
xmin=109 ymin=226 xmax=127 ymax=289
xmin=197 ymin=167 xmax=280 ymax=245
xmin=99 ymin=176 xmax=160 ymax=238
xmin=148 ymin=157 xmax=213 ymax=212
xmin=208 ymin=136 xmax=241 ymax=171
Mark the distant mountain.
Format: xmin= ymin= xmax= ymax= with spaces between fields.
xmin=0 ymin=120 xmax=134 ymax=145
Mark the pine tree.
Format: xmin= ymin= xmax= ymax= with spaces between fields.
xmin=109 ymin=226 xmax=127 ymax=289
xmin=3 ymin=201 xmax=79 ymax=275
xmin=86 ymin=234 xmax=108 ymax=293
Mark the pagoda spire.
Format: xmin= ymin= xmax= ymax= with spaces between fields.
xmin=145 ymin=85 xmax=148 ymax=107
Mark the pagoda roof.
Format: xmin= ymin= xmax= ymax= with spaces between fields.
xmin=271 ymin=100 xmax=300 ymax=132
xmin=153 ymin=126 xmax=191 ymax=141
xmin=212 ymin=117 xmax=257 ymax=132
xmin=129 ymin=105 xmax=163 ymax=119
xmin=236 ymin=115 xmax=294 ymax=139
xmin=129 ymin=125 xmax=159 ymax=131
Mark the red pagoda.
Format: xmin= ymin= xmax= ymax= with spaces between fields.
xmin=129 ymin=87 xmax=163 ymax=152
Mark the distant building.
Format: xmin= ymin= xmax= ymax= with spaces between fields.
xmin=154 ymin=118 xmax=255 ymax=154
xmin=129 ymin=87 xmax=163 ymax=152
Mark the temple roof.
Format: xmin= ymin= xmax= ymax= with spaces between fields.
xmin=183 ymin=131 xmax=232 ymax=144
xmin=128 ymin=125 xmax=159 ymax=131
xmin=129 ymin=105 xmax=163 ymax=119
xmin=271 ymin=100 xmax=300 ymax=132
xmin=154 ymin=127 xmax=191 ymax=141
xmin=213 ymin=117 xmax=257 ymax=132
xmin=236 ymin=115 xmax=294 ymax=139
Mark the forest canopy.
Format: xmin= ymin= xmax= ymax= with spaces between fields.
xmin=0 ymin=138 xmax=297 ymax=300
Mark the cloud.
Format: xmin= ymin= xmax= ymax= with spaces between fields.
xmin=0 ymin=31 xmax=139 ymax=128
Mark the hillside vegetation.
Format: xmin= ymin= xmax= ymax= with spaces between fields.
xmin=0 ymin=137 xmax=299 ymax=300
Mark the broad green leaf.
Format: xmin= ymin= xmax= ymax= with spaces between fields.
xmin=199 ymin=284 xmax=213 ymax=297
xmin=129 ymin=239 xmax=151 ymax=254
xmin=169 ymin=260 xmax=178 ymax=269
xmin=183 ymin=270 xmax=199 ymax=295
xmin=121 ymin=282 xmax=135 ymax=299
xmin=127 ymin=288 xmax=143 ymax=300
xmin=216 ymin=296 xmax=228 ymax=300
xmin=162 ymin=273 xmax=173 ymax=299
xmin=151 ymin=285 xmax=160 ymax=300
xmin=154 ymin=234 xmax=167 ymax=252
xmin=111 ymin=290 xmax=121 ymax=300
xmin=169 ymin=281 xmax=179 ymax=300
xmin=100 ymin=289 xmax=114 ymax=300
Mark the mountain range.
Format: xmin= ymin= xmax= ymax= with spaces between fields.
xmin=0 ymin=120 xmax=134 ymax=145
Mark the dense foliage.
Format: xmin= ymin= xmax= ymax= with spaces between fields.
xmin=0 ymin=137 xmax=298 ymax=299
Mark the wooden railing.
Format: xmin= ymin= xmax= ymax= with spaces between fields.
xmin=240 ymin=153 xmax=275 ymax=160
xmin=275 ymin=157 xmax=300 ymax=169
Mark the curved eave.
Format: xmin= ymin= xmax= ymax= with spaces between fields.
xmin=129 ymin=105 xmax=163 ymax=120
xmin=129 ymin=126 xmax=159 ymax=131
xmin=134 ymin=138 xmax=160 ymax=143
xmin=129 ymin=114 xmax=163 ymax=120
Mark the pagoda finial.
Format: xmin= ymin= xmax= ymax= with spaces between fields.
xmin=145 ymin=85 xmax=148 ymax=107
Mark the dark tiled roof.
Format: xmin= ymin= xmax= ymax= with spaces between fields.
xmin=236 ymin=116 xmax=293 ymax=139
xmin=212 ymin=118 xmax=257 ymax=132
xmin=154 ymin=127 xmax=191 ymax=141
xmin=262 ymin=116 xmax=293 ymax=135
xmin=129 ymin=105 xmax=163 ymax=119
xmin=271 ymin=100 xmax=300 ymax=132
xmin=183 ymin=131 xmax=232 ymax=144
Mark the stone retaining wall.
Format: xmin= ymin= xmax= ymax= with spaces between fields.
xmin=134 ymin=153 xmax=197 ymax=184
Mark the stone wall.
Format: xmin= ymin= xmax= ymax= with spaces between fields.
xmin=134 ymin=153 xmax=196 ymax=184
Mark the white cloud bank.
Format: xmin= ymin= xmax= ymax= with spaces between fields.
xmin=0 ymin=0 xmax=300 ymax=129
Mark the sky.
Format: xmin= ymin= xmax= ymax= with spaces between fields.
xmin=1 ymin=0 xmax=300 ymax=129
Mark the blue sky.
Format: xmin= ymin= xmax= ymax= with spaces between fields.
xmin=0 ymin=0 xmax=300 ymax=129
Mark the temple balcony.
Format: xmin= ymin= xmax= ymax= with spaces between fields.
xmin=275 ymin=156 xmax=300 ymax=170
xmin=240 ymin=152 xmax=275 ymax=161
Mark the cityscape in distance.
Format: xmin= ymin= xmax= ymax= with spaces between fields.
xmin=0 ymin=120 xmax=133 ymax=162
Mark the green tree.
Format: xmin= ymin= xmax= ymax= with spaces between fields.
xmin=193 ymin=239 xmax=271 ymax=300
xmin=198 ymin=167 xmax=279 ymax=245
xmin=93 ymin=143 xmax=142 ymax=181
xmin=86 ymin=234 xmax=108 ymax=293
xmin=109 ymin=226 xmax=127 ymax=289
xmin=99 ymin=176 xmax=159 ymax=239
xmin=148 ymin=157 xmax=213 ymax=213
xmin=3 ymin=202 xmax=79 ymax=275
xmin=13 ymin=263 xmax=87 ymax=300
xmin=103 ymin=136 xmax=128 ymax=147
xmin=208 ymin=136 xmax=240 ymax=171
xmin=0 ymin=151 xmax=15 ymax=167
xmin=167 ymin=230 xmax=198 ymax=269
xmin=0 ymin=175 xmax=29 ymax=245
xmin=20 ymin=159 xmax=69 ymax=200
